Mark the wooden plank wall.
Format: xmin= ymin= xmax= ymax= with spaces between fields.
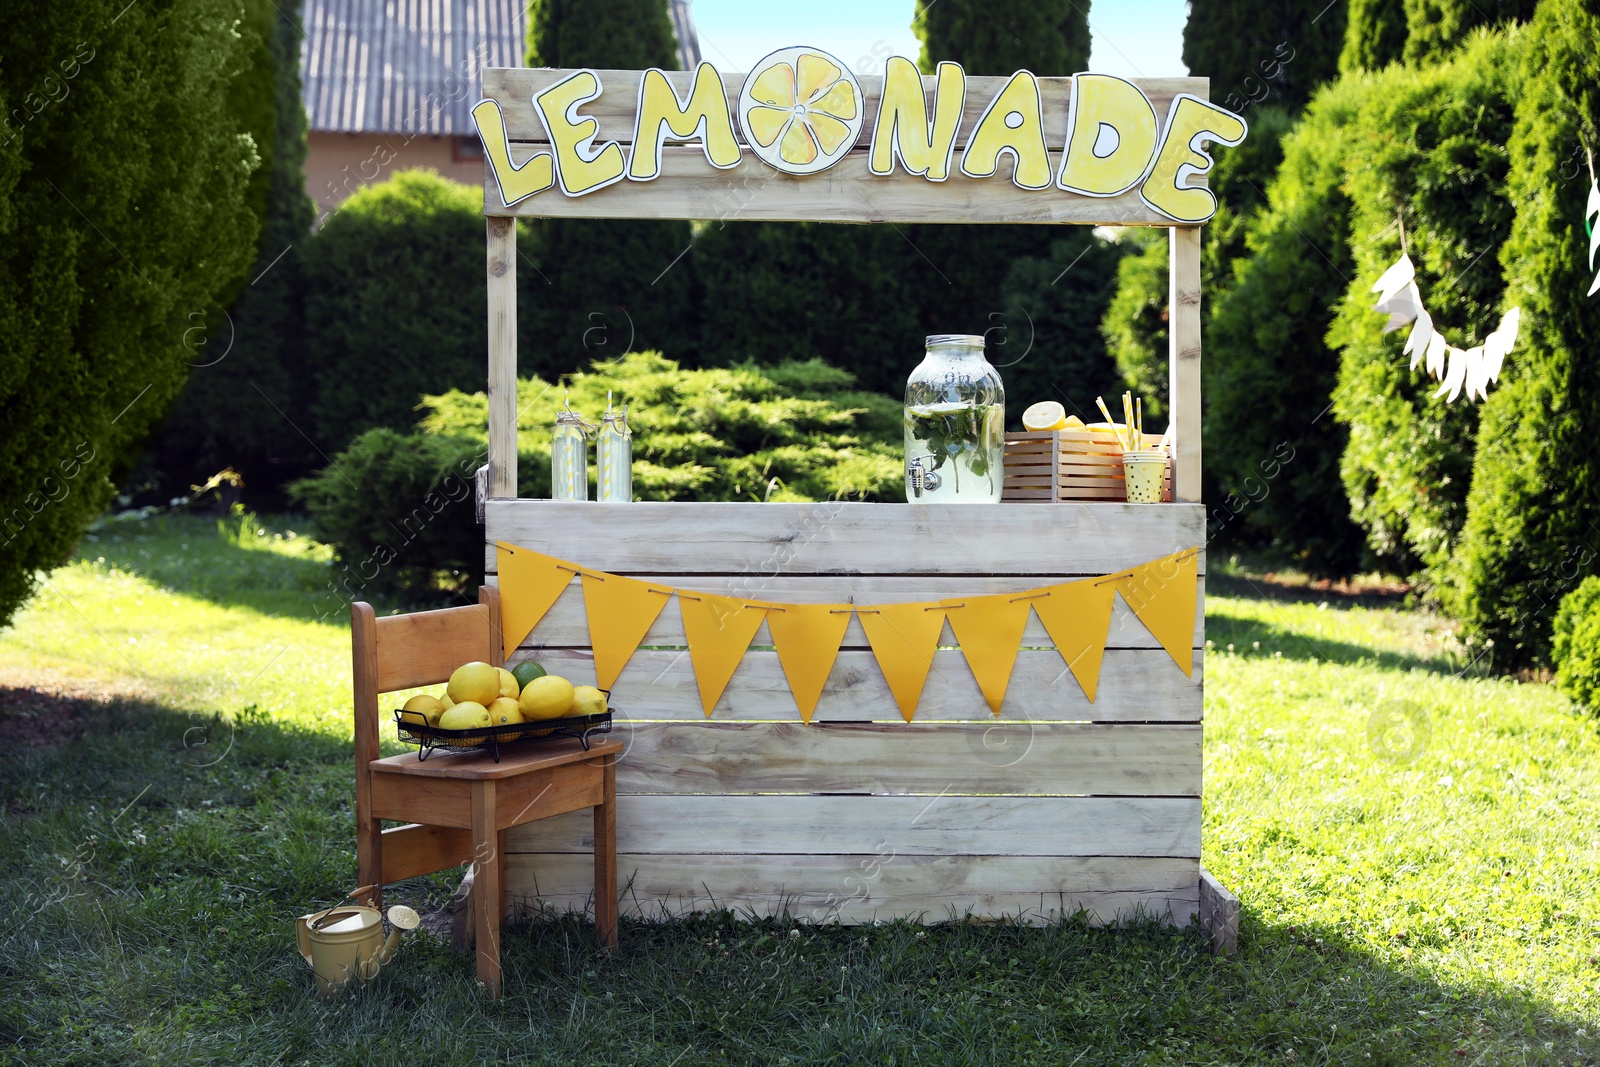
xmin=479 ymin=69 xmax=1207 ymax=225
xmin=487 ymin=501 xmax=1206 ymax=924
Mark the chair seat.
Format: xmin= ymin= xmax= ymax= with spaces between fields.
xmin=370 ymin=736 xmax=623 ymax=781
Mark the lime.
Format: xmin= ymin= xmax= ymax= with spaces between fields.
xmin=510 ymin=660 xmax=547 ymax=690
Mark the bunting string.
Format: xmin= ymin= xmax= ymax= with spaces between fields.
xmin=494 ymin=542 xmax=1201 ymax=721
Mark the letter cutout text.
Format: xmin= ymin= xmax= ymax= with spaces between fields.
xmin=628 ymin=63 xmax=742 ymax=181
xmin=960 ymin=70 xmax=1051 ymax=190
xmin=868 ymin=57 xmax=966 ymax=181
xmin=1140 ymin=94 xmax=1247 ymax=224
xmin=472 ymin=99 xmax=554 ymax=206
xmin=534 ymin=70 xmax=628 ymax=196
xmin=1057 ymin=73 xmax=1159 ymax=197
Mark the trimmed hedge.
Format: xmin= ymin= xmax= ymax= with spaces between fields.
xmin=299 ymin=172 xmax=498 ymax=450
xmin=1204 ymin=84 xmax=1366 ymax=574
xmin=1 ymin=0 xmax=262 ymax=627
xmin=1328 ymin=30 xmax=1521 ymax=581
xmin=293 ymin=353 xmax=902 ymax=597
xmin=1553 ymin=577 xmax=1600 ymax=715
xmin=1450 ymin=0 xmax=1600 ymax=670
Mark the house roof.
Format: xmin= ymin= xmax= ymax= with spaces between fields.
xmin=300 ymin=0 xmax=527 ymax=136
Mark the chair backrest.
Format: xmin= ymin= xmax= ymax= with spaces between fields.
xmin=351 ymin=586 xmax=502 ymax=770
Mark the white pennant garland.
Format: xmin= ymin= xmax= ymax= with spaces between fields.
xmin=1370 ymin=251 xmax=1519 ymax=403
xmin=1586 ymin=178 xmax=1599 ymax=298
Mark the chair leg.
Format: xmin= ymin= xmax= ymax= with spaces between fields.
xmin=594 ymin=757 xmax=618 ymax=949
xmin=471 ymin=781 xmax=502 ymax=996
xmin=357 ymin=815 xmax=382 ymax=910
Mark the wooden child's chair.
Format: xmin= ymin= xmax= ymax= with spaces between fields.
xmin=350 ymin=586 xmax=620 ymax=995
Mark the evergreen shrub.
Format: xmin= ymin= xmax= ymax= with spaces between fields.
xmin=0 ymin=0 xmax=262 ymax=627
xmin=1329 ymin=30 xmax=1521 ymax=582
xmin=1553 ymin=577 xmax=1600 ymax=715
xmin=1451 ymin=0 xmax=1600 ymax=670
xmin=299 ymin=171 xmax=498 ymax=450
xmin=294 ymin=353 xmax=902 ymax=596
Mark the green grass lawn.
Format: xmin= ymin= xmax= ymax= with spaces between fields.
xmin=1 ymin=514 xmax=1597 ymax=1066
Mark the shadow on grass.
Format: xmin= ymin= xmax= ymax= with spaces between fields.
xmin=1203 ymin=609 xmax=1478 ymax=677
xmin=2 ymin=693 xmax=1594 ymax=1065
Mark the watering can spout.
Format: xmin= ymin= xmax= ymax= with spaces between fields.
xmin=373 ymin=905 xmax=421 ymax=971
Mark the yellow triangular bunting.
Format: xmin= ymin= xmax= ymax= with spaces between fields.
xmin=495 ymin=542 xmax=577 ymax=661
xmin=1031 ymin=578 xmax=1117 ymax=703
xmin=1115 ymin=548 xmax=1199 ymax=677
xmin=765 ymin=604 xmax=853 ymax=724
xmin=858 ymin=602 xmax=946 ymax=722
xmin=943 ymin=594 xmax=1032 ymax=715
xmin=680 ymin=594 xmax=769 ymax=717
xmin=582 ymin=571 xmax=673 ymax=690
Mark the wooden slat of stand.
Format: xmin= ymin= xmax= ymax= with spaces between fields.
xmin=507 ymin=795 xmax=1202 ymax=858
xmin=505 ymin=853 xmax=1201 ymax=926
xmin=485 ymin=147 xmax=1179 ymax=226
xmin=487 ymin=573 xmax=1209 ymax=653
xmin=577 ymin=721 xmax=1201 ymax=797
xmin=484 ymin=500 xmax=1205 ymax=575
xmin=515 ymin=648 xmax=1202 ymax=724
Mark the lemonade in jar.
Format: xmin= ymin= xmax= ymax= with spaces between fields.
xmin=904 ymin=335 xmax=1005 ymax=503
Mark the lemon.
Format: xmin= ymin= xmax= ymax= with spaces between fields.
xmin=402 ymin=694 xmax=444 ymax=727
xmin=447 ymin=662 xmax=500 ymax=706
xmin=519 ymin=675 xmax=575 ymax=721
xmin=494 ymin=667 xmax=520 ymax=700
xmin=510 ymin=660 xmax=547 ymax=690
xmin=1021 ymin=401 xmax=1067 ymax=432
xmin=740 ymin=47 xmax=863 ymax=175
xmin=487 ymin=696 xmax=523 ymax=725
xmin=1064 ymin=414 xmax=1085 ymax=428
xmin=571 ymin=685 xmax=607 ymax=718
xmin=439 ymin=690 xmax=455 ymax=711
xmin=439 ymin=701 xmax=491 ymax=730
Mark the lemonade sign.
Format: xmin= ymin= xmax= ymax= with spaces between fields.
xmin=473 ymin=47 xmax=1248 ymax=225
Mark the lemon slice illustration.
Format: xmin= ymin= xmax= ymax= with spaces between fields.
xmin=738 ymin=46 xmax=864 ymax=175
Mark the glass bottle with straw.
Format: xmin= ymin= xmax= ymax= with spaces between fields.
xmin=550 ymin=393 xmax=593 ymax=501
xmin=596 ymin=392 xmax=632 ymax=503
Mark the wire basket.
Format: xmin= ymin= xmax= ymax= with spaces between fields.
xmin=393 ymin=704 xmax=613 ymax=762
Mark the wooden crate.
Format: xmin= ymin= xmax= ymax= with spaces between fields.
xmin=1003 ymin=430 xmax=1173 ymax=502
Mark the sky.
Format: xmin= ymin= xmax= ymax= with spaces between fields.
xmin=688 ymin=0 xmax=1190 ymax=79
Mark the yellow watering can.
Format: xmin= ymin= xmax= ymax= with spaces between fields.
xmin=294 ymin=885 xmax=420 ymax=998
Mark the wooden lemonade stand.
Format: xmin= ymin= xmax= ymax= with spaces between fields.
xmin=466 ymin=55 xmax=1242 ymax=951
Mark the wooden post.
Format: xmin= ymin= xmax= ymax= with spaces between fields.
xmin=487 ymin=217 xmax=518 ymax=500
xmin=1168 ymin=226 xmax=1203 ymax=502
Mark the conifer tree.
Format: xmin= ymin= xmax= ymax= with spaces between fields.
xmin=0 ymin=0 xmax=262 ymax=626
xmin=525 ymin=0 xmax=695 ymax=366
xmin=1452 ymin=0 xmax=1600 ymax=669
xmin=1183 ymin=0 xmax=1346 ymax=114
xmin=1340 ymin=0 xmax=1408 ymax=73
